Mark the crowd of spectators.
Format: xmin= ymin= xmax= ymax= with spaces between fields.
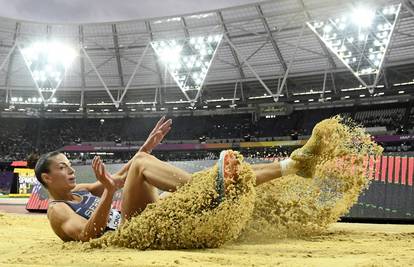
xmin=0 ymin=119 xmax=38 ymax=161
xmin=407 ymin=107 xmax=414 ymax=130
xmin=0 ymin=102 xmax=412 ymax=161
xmin=353 ymin=108 xmax=406 ymax=131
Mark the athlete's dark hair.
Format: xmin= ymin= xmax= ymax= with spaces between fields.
xmin=27 ymin=151 xmax=62 ymax=188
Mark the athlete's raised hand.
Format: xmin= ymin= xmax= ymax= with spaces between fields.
xmin=140 ymin=116 xmax=172 ymax=154
xmin=92 ymin=156 xmax=116 ymax=192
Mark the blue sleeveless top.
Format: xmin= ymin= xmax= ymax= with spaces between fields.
xmin=51 ymin=190 xmax=121 ymax=231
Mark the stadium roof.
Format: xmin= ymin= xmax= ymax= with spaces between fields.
xmin=0 ymin=0 xmax=267 ymax=23
xmin=0 ymin=0 xmax=413 ymax=116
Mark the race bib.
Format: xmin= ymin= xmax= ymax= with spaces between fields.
xmin=107 ymin=209 xmax=121 ymax=230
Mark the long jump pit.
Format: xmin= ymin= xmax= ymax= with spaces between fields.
xmin=1 ymin=117 xmax=413 ymax=266
xmin=0 ymin=212 xmax=414 ymax=266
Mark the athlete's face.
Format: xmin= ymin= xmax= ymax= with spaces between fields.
xmin=42 ymin=153 xmax=76 ymax=190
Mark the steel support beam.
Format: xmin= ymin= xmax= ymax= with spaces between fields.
xmin=382 ymin=68 xmax=390 ymax=89
xmin=17 ymin=43 xmax=48 ymax=103
xmin=256 ymin=4 xmax=288 ymax=72
xmin=112 ymin=24 xmax=125 ymax=89
xmin=224 ymin=35 xmax=275 ymax=98
xmin=83 ymin=37 xmax=156 ymax=75
xmin=371 ymin=4 xmax=402 ymax=93
xmin=119 ymin=43 xmax=151 ymax=104
xmin=275 ymin=25 xmax=305 ymax=101
xmin=239 ymin=39 xmax=269 ymax=67
xmin=403 ymin=0 xmax=414 ymax=17
xmin=81 ymin=46 xmax=118 ymax=106
xmin=84 ymin=56 xmax=115 ymax=76
xmin=299 ymin=0 xmax=337 ymax=94
xmin=330 ymin=72 xmax=337 ymax=93
xmin=191 ymin=36 xmax=223 ymax=105
xmin=232 ymin=81 xmax=238 ymax=106
xmin=79 ymin=25 xmax=87 ymax=110
xmin=0 ymin=43 xmax=17 ymax=74
xmin=217 ymin=11 xmax=246 ymax=99
xmin=4 ymin=23 xmax=20 ymax=104
xmin=181 ymin=17 xmax=190 ymax=38
xmin=321 ymin=70 xmax=328 ymax=100
xmin=146 ymin=21 xmax=165 ymax=105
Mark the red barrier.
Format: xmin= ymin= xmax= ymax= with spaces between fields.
xmin=25 ymin=184 xmax=49 ymax=211
xmin=375 ymin=156 xmax=381 ymax=181
xmin=363 ymin=156 xmax=369 ymax=177
xmin=408 ymin=157 xmax=414 ymax=186
xmin=41 ymin=198 xmax=48 ymax=210
xmin=394 ymin=157 xmax=401 ymax=184
xmin=401 ymin=157 xmax=407 ymax=185
xmin=387 ymin=156 xmax=394 ymax=183
xmin=368 ymin=156 xmax=375 ymax=179
xmin=381 ymin=156 xmax=387 ymax=182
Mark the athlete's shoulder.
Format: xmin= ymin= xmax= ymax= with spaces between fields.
xmin=47 ymin=201 xmax=72 ymax=221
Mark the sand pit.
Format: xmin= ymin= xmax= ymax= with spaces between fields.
xmin=0 ymin=212 xmax=413 ymax=266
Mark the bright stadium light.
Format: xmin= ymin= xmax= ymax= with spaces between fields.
xmin=351 ymin=6 xmax=375 ymax=28
xmin=151 ymin=34 xmax=222 ymax=101
xmin=20 ymin=41 xmax=77 ymax=103
xmin=307 ymin=3 xmax=401 ymax=91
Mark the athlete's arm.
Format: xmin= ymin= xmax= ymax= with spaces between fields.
xmin=48 ymin=188 xmax=115 ymax=242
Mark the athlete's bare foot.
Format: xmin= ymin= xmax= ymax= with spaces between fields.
xmin=222 ymin=150 xmax=240 ymax=190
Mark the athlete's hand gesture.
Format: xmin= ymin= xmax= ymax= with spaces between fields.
xmin=92 ymin=156 xmax=116 ymax=192
xmin=140 ymin=116 xmax=172 ymax=154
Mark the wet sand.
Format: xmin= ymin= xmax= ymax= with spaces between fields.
xmin=0 ymin=212 xmax=413 ymax=267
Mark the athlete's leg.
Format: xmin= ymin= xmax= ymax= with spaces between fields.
xmin=121 ymin=151 xmax=192 ymax=222
xmin=251 ymin=158 xmax=299 ymax=186
xmin=251 ymin=162 xmax=282 ymax=186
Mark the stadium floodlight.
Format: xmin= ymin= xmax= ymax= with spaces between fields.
xmin=351 ymin=5 xmax=375 ymax=28
xmin=151 ymin=34 xmax=222 ymax=102
xmin=20 ymin=41 xmax=77 ymax=104
xmin=307 ymin=3 xmax=401 ymax=92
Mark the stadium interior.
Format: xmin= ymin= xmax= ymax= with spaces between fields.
xmin=0 ymin=0 xmax=414 ymax=265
